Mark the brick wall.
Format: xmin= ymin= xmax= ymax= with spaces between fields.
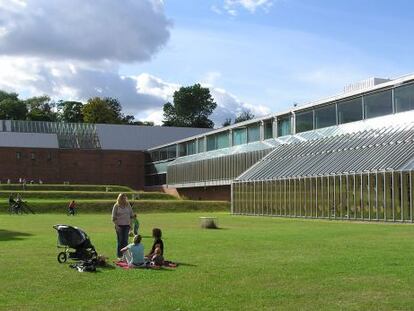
xmin=0 ymin=147 xmax=145 ymax=189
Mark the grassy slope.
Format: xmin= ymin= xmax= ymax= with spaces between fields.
xmin=1 ymin=214 xmax=414 ymax=310
xmin=0 ymin=184 xmax=134 ymax=192
xmin=1 ymin=199 xmax=229 ymax=213
xmin=0 ymin=190 xmax=177 ymax=200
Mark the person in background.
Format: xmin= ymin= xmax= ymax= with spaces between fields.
xmin=68 ymin=200 xmax=76 ymax=216
xmin=130 ymin=213 xmax=140 ymax=236
xmin=112 ymin=193 xmax=134 ymax=259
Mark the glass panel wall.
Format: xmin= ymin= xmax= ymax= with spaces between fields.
xmin=315 ymin=104 xmax=336 ymax=129
xmin=247 ymin=124 xmax=260 ymax=143
xmin=364 ymin=89 xmax=392 ymax=119
xmin=337 ymin=97 xmax=363 ymax=124
xmin=277 ymin=114 xmax=291 ymax=137
xmin=295 ymin=110 xmax=313 ymax=133
xmin=233 ymin=128 xmax=247 ymax=146
xmin=395 ymin=83 xmax=414 ymax=113
xmin=264 ymin=120 xmax=273 ymax=139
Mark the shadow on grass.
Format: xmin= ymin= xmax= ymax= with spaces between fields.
xmin=0 ymin=229 xmax=33 ymax=241
xmin=176 ymin=262 xmax=197 ymax=267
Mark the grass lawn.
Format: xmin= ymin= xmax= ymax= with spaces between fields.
xmin=1 ymin=213 xmax=414 ymax=310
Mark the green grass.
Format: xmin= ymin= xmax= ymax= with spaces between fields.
xmin=2 ymin=214 xmax=414 ymax=310
xmin=1 ymin=200 xmax=229 ymax=213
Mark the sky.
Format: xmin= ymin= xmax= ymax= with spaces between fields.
xmin=0 ymin=0 xmax=413 ymax=126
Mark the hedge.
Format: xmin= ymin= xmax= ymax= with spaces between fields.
xmin=0 ymin=191 xmax=177 ymax=200
xmin=0 ymin=184 xmax=134 ymax=192
xmin=1 ymin=199 xmax=230 ymax=214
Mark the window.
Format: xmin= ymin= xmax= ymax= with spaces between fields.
xmin=277 ymin=115 xmax=291 ymax=137
xmin=16 ymin=152 xmax=21 ymax=160
xmin=167 ymin=145 xmax=176 ymax=159
xmin=247 ymin=124 xmax=260 ymax=143
xmin=47 ymin=152 xmax=52 ymax=161
xmin=151 ymin=150 xmax=160 ymax=162
xmin=207 ymin=135 xmax=216 ymax=151
xmin=186 ymin=140 xmax=196 ymax=155
xmin=117 ymin=160 xmax=122 ymax=166
xmin=197 ymin=138 xmax=205 ymax=153
xmin=395 ymin=83 xmax=414 ymax=113
xmin=31 ymin=152 xmax=35 ymax=160
xmin=264 ymin=120 xmax=273 ymax=139
xmin=159 ymin=148 xmax=168 ymax=160
xmin=364 ymin=89 xmax=392 ymax=119
xmin=178 ymin=143 xmax=186 ymax=157
xmin=232 ymin=128 xmax=247 ymax=146
xmin=207 ymin=132 xmax=230 ymax=151
xmin=295 ymin=110 xmax=313 ymax=133
xmin=315 ymin=104 xmax=336 ymax=129
xmin=217 ymin=131 xmax=229 ymax=149
xmin=337 ymin=97 xmax=363 ymax=124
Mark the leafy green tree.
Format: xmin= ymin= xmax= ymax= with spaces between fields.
xmin=57 ymin=101 xmax=84 ymax=123
xmin=0 ymin=90 xmax=27 ymax=120
xmin=82 ymin=97 xmax=120 ymax=124
xmin=234 ymin=109 xmax=255 ymax=124
xmin=25 ymin=95 xmax=58 ymax=121
xmin=162 ymin=84 xmax=217 ymax=128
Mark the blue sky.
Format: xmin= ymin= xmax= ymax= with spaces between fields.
xmin=0 ymin=0 xmax=413 ymax=125
xmin=123 ymin=0 xmax=414 ymax=113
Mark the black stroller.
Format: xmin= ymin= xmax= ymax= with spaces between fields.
xmin=53 ymin=224 xmax=98 ymax=264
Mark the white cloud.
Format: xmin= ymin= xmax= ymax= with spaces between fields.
xmin=224 ymin=0 xmax=273 ymax=14
xmin=0 ymin=0 xmax=170 ymax=62
xmin=202 ymin=71 xmax=222 ymax=85
xmin=0 ymin=56 xmax=263 ymax=127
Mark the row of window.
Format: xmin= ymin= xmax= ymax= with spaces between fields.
xmin=148 ymin=82 xmax=414 ymax=161
xmin=16 ymin=152 xmax=51 ymax=161
xmin=295 ymin=83 xmax=414 ymax=133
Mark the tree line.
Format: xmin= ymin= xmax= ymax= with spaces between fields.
xmin=0 ymin=84 xmax=254 ymax=128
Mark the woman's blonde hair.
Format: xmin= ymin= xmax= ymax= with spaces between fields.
xmin=116 ymin=193 xmax=128 ymax=206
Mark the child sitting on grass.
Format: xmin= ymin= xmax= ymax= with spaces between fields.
xmin=120 ymin=235 xmax=145 ymax=267
xmin=146 ymin=228 xmax=164 ymax=267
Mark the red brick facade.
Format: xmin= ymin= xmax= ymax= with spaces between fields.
xmin=0 ymin=147 xmax=145 ymax=189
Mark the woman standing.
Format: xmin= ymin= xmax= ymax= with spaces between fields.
xmin=112 ymin=193 xmax=134 ymax=259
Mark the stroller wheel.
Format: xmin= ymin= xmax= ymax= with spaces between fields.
xmin=57 ymin=252 xmax=67 ymax=263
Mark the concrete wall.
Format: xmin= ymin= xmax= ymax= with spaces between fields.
xmin=0 ymin=147 xmax=145 ymax=189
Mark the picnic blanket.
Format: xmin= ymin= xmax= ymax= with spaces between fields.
xmin=115 ymin=260 xmax=177 ymax=270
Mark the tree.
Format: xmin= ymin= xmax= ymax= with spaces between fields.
xmin=0 ymin=90 xmax=27 ymax=120
xmin=57 ymin=101 xmax=84 ymax=123
xmin=222 ymin=118 xmax=232 ymax=127
xmin=82 ymin=97 xmax=120 ymax=124
xmin=25 ymin=95 xmax=58 ymax=121
xmin=234 ymin=109 xmax=255 ymax=124
xmin=162 ymin=84 xmax=217 ymax=128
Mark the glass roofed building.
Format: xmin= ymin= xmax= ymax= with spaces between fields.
xmin=147 ymin=74 xmax=414 ymax=221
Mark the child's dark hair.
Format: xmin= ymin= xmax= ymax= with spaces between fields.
xmin=152 ymin=228 xmax=162 ymax=239
xmin=134 ymin=235 xmax=142 ymax=244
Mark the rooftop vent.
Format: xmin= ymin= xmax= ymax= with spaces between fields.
xmin=343 ymin=77 xmax=391 ymax=93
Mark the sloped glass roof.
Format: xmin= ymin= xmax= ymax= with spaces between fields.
xmin=238 ymin=112 xmax=414 ymax=181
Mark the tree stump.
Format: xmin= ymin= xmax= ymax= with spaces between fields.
xmin=200 ymin=217 xmax=218 ymax=229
